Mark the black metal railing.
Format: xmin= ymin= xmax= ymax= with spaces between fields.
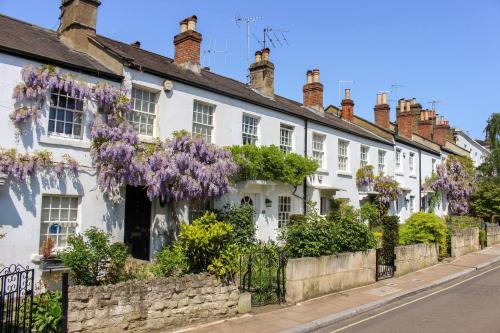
xmin=0 ymin=264 xmax=34 ymax=333
xmin=376 ymin=248 xmax=396 ymax=281
xmin=239 ymin=247 xmax=286 ymax=306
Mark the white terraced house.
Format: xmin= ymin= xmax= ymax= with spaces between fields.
xmin=0 ymin=1 xmax=475 ymax=277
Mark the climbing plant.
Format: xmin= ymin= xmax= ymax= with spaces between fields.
xmin=356 ymin=165 xmax=375 ymax=187
xmin=373 ymin=175 xmax=402 ymax=216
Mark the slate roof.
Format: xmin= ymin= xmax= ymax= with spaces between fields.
xmin=0 ymin=14 xmax=121 ymax=80
xmin=0 ymin=13 xmax=391 ymax=145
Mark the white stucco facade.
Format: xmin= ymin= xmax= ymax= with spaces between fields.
xmin=454 ymin=129 xmax=489 ymax=167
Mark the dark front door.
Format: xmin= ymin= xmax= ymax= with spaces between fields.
xmin=124 ymin=186 xmax=151 ymax=260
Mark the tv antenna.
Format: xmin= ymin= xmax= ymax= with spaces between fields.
xmin=202 ymin=37 xmax=229 ymax=68
xmin=234 ymin=13 xmax=261 ymax=64
xmin=253 ymin=26 xmax=290 ymax=49
xmin=390 ymin=83 xmax=404 ymax=103
xmin=338 ymin=80 xmax=354 ymax=105
xmin=428 ymin=99 xmax=445 ymax=111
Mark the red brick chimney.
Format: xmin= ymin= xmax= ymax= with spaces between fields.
xmin=397 ymin=99 xmax=413 ymax=138
xmin=303 ymin=69 xmax=324 ymax=112
xmin=417 ymin=110 xmax=434 ymax=141
xmin=249 ymin=48 xmax=275 ymax=98
xmin=341 ymin=89 xmax=354 ymax=122
xmin=433 ymin=116 xmax=450 ymax=146
xmin=374 ymin=92 xmax=390 ymax=129
xmin=409 ymin=98 xmax=423 ymax=134
xmin=174 ymin=15 xmax=202 ymax=72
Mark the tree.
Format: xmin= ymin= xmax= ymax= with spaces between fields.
xmin=471 ymin=178 xmax=500 ymax=222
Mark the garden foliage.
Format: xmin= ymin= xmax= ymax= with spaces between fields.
xmin=215 ymin=203 xmax=256 ymax=245
xmin=399 ymin=212 xmax=448 ymax=257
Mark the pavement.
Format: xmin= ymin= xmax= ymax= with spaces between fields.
xmin=177 ymin=245 xmax=500 ymax=333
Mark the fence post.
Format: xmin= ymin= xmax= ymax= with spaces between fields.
xmin=62 ymin=272 xmax=69 ymax=333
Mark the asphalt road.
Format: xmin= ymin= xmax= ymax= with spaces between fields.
xmin=315 ymin=263 xmax=500 ymax=333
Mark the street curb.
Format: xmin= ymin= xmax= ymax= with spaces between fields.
xmin=279 ymin=255 xmax=500 ymax=333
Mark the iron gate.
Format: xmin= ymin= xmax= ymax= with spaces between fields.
xmin=0 ymin=265 xmax=34 ymax=333
xmin=239 ymin=247 xmax=286 ymax=306
xmin=376 ymin=248 xmax=396 ymax=281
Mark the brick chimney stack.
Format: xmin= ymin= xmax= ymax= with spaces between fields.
xmin=374 ymin=92 xmax=390 ymax=129
xmin=409 ymin=98 xmax=423 ymax=134
xmin=341 ymin=89 xmax=354 ymax=122
xmin=249 ymin=48 xmax=275 ymax=98
xmin=174 ymin=15 xmax=202 ymax=72
xmin=397 ymin=99 xmax=413 ymax=138
xmin=303 ymin=69 xmax=324 ymax=112
xmin=58 ymin=0 xmax=101 ymax=52
xmin=434 ymin=116 xmax=450 ymax=146
xmin=418 ymin=110 xmax=434 ymax=140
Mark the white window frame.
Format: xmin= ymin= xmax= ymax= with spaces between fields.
xmin=312 ymin=133 xmax=326 ymax=168
xmin=409 ymin=152 xmax=415 ymax=175
xmin=192 ymin=100 xmax=215 ymax=143
xmin=40 ymin=195 xmax=79 ymax=251
xmin=395 ymin=149 xmax=402 ymax=173
xmin=242 ymin=114 xmax=259 ymax=145
xmin=409 ymin=195 xmax=415 ymax=213
xmin=280 ymin=124 xmax=294 ymax=154
xmin=48 ymin=89 xmax=85 ymax=139
xmin=432 ymin=158 xmax=436 ymax=173
xmin=129 ymin=86 xmax=158 ymax=137
xmin=278 ymin=196 xmax=292 ymax=228
xmin=360 ymin=146 xmax=369 ymax=168
xmin=189 ymin=199 xmax=214 ymax=223
xmin=378 ymin=150 xmax=386 ymax=175
xmin=338 ymin=139 xmax=350 ymax=172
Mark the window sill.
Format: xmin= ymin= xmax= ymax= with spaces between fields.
xmin=138 ymin=135 xmax=156 ymax=144
xmin=316 ymin=168 xmax=329 ymax=175
xmin=40 ymin=135 xmax=90 ymax=149
xmin=395 ymin=172 xmax=404 ymax=176
xmin=410 ymin=174 xmax=417 ymax=179
xmin=337 ymin=171 xmax=352 ymax=177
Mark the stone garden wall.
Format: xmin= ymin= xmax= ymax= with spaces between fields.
xmin=451 ymin=227 xmax=480 ymax=258
xmin=394 ymin=243 xmax=439 ymax=277
xmin=487 ymin=225 xmax=500 ymax=247
xmin=285 ymin=250 xmax=376 ymax=303
xmin=68 ymin=273 xmax=239 ymax=333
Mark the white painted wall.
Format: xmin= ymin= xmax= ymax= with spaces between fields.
xmin=454 ymin=130 xmax=489 ymax=167
xmin=393 ymin=141 xmax=420 ymax=223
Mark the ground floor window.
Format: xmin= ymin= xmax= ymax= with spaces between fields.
xmin=189 ymin=199 xmax=214 ymax=222
xmin=320 ymin=197 xmax=328 ymax=215
xmin=40 ymin=195 xmax=79 ymax=250
xmin=278 ymin=196 xmax=291 ymax=228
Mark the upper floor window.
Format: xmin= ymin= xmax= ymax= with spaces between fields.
xmin=312 ymin=133 xmax=325 ymax=168
xmin=242 ymin=114 xmax=259 ymax=145
xmin=49 ymin=90 xmax=84 ymax=138
xmin=378 ymin=150 xmax=386 ymax=175
xmin=129 ymin=87 xmax=157 ymax=136
xmin=409 ymin=152 xmax=415 ymax=174
xmin=40 ymin=195 xmax=78 ymax=250
xmin=395 ymin=149 xmax=402 ymax=172
xmin=432 ymin=158 xmax=436 ymax=173
xmin=192 ymin=100 xmax=215 ymax=143
xmin=280 ymin=124 xmax=294 ymax=154
xmin=338 ymin=140 xmax=349 ymax=172
xmin=360 ymin=146 xmax=369 ymax=167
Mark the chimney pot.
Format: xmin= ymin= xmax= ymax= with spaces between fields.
xmin=306 ymin=70 xmax=313 ymax=84
xmin=255 ymin=50 xmax=262 ymax=63
xmin=382 ymin=92 xmax=388 ymax=104
xmin=376 ymin=93 xmax=382 ymax=105
xmin=341 ymin=89 xmax=354 ymax=121
xmin=345 ymin=88 xmax=351 ymax=100
xmin=180 ymin=20 xmax=188 ymax=32
xmin=131 ymin=41 xmax=141 ymax=48
xmin=312 ymin=69 xmax=320 ymax=83
xmin=405 ymin=100 xmax=411 ymax=112
xmin=262 ymin=48 xmax=270 ymax=61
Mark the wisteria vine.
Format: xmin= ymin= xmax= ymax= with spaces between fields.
xmin=356 ymin=165 xmax=375 ymax=187
xmin=374 ymin=175 xmax=403 ymax=214
xmin=429 ymin=157 xmax=473 ymax=215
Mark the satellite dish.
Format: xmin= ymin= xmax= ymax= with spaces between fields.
xmin=163 ymin=80 xmax=173 ymax=92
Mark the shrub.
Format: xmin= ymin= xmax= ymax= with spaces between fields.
xmin=60 ymin=227 xmax=128 ymax=286
xmin=471 ymin=179 xmax=500 ymax=221
xmin=207 ymin=243 xmax=240 ymax=283
xmin=360 ymin=202 xmax=380 ymax=228
xmin=445 ymin=215 xmax=484 ymax=232
xmin=399 ymin=212 xmax=448 ymax=257
xmin=216 ymin=203 xmax=256 ymax=245
xmin=381 ymin=215 xmax=399 ymax=251
xmin=123 ymin=257 xmax=155 ymax=280
xmin=281 ymin=204 xmax=376 ymax=258
xmin=31 ymin=291 xmax=62 ymax=333
xmin=151 ymin=245 xmax=188 ymax=278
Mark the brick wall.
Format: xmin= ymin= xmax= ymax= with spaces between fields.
xmin=374 ymin=104 xmax=390 ymax=129
xmin=68 ymin=273 xmax=239 ymax=333
xmin=303 ymin=82 xmax=323 ymax=111
xmin=174 ymin=30 xmax=202 ymax=64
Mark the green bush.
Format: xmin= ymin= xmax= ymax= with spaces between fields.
xmin=399 ymin=212 xmax=448 ymax=257
xmin=32 ymin=291 xmax=62 ymax=333
xmin=445 ymin=215 xmax=484 ymax=232
xmin=360 ymin=202 xmax=380 ymax=228
xmin=281 ymin=205 xmax=376 ymax=258
xmin=207 ymin=243 xmax=240 ymax=283
xmin=381 ymin=215 xmax=399 ymax=251
xmin=216 ymin=203 xmax=256 ymax=245
xmin=60 ymin=227 xmax=128 ymax=286
xmin=151 ymin=245 xmax=188 ymax=278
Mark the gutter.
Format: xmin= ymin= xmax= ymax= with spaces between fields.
xmin=303 ymin=118 xmax=308 ymax=214
xmin=418 ymin=148 xmax=422 ymax=211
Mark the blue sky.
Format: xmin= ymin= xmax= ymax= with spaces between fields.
xmin=1 ymin=0 xmax=499 ymax=138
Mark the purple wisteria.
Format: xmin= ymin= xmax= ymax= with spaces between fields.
xmin=374 ymin=175 xmax=403 ymax=213
xmin=430 ymin=157 xmax=473 ymax=215
xmin=356 ymin=165 xmax=375 ymax=187
xmin=0 ymin=148 xmax=79 ymax=181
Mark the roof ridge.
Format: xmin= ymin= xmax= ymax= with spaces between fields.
xmin=95 ymin=34 xmax=174 ymax=62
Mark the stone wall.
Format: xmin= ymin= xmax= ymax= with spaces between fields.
xmin=487 ymin=225 xmax=500 ymax=247
xmin=451 ymin=227 xmax=480 ymax=258
xmin=285 ymin=250 xmax=376 ymax=303
xmin=394 ymin=243 xmax=439 ymax=277
xmin=68 ymin=273 xmax=239 ymax=333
